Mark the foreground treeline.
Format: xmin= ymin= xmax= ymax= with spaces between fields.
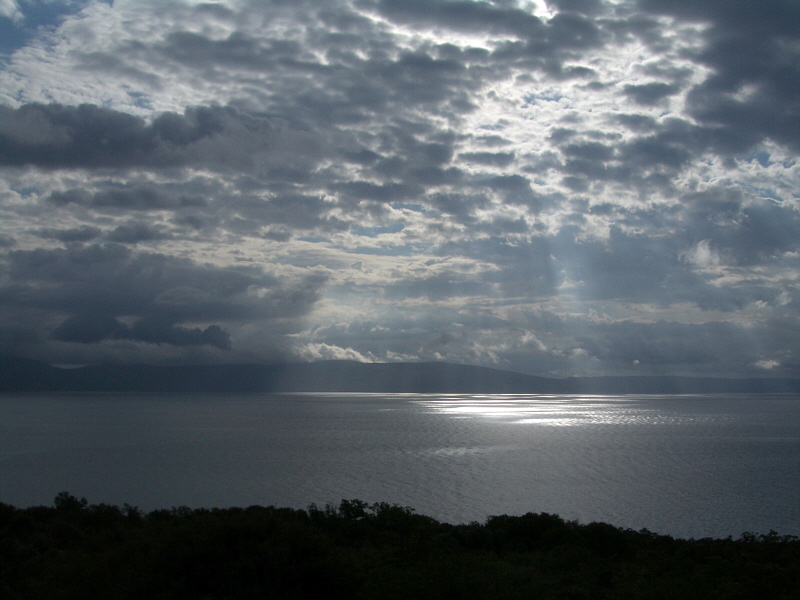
xmin=1 ymin=494 xmax=798 ymax=600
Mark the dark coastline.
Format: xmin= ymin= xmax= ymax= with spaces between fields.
xmin=2 ymin=494 xmax=798 ymax=600
xmin=3 ymin=355 xmax=800 ymax=394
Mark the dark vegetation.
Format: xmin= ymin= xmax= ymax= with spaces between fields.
xmin=4 ymin=355 xmax=800 ymax=394
xmin=2 ymin=494 xmax=798 ymax=600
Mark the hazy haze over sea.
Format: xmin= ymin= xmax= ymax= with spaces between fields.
xmin=2 ymin=393 xmax=798 ymax=540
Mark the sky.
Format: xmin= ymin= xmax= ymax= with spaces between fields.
xmin=0 ymin=0 xmax=799 ymax=378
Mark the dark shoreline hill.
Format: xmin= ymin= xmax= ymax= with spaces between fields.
xmin=3 ymin=355 xmax=800 ymax=394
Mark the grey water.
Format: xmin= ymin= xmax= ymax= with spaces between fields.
xmin=1 ymin=393 xmax=798 ymax=539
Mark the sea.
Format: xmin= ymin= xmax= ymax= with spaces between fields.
xmin=1 ymin=393 xmax=798 ymax=540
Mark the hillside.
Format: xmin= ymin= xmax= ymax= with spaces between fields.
xmin=3 ymin=356 xmax=800 ymax=394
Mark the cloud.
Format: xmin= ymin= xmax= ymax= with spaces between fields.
xmin=755 ymin=359 xmax=779 ymax=370
xmin=50 ymin=313 xmax=232 ymax=349
xmin=0 ymin=103 xmax=327 ymax=173
xmin=1 ymin=0 xmax=799 ymax=376
xmin=681 ymin=240 xmax=721 ymax=269
xmin=459 ymin=151 xmax=516 ymax=167
xmin=296 ymin=342 xmax=376 ymax=363
xmin=106 ymin=222 xmax=169 ymax=244
xmin=40 ymin=225 xmax=102 ymax=243
xmin=0 ymin=0 xmax=21 ymax=22
xmin=1 ymin=242 xmax=327 ymax=359
xmin=640 ymin=0 xmax=800 ymax=152
xmin=622 ymin=82 xmax=681 ymax=106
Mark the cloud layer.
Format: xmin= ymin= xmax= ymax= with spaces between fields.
xmin=1 ymin=0 xmax=799 ymax=376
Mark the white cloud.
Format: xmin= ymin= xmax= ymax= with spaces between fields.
xmin=682 ymin=240 xmax=722 ymax=269
xmin=295 ymin=343 xmax=376 ymax=363
xmin=755 ymin=359 xmax=779 ymax=370
xmin=0 ymin=0 xmax=21 ymax=22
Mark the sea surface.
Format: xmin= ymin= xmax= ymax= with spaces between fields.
xmin=1 ymin=393 xmax=798 ymax=539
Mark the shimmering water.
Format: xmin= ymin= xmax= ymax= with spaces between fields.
xmin=1 ymin=393 xmax=798 ymax=539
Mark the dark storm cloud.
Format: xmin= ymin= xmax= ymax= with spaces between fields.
xmin=607 ymin=187 xmax=800 ymax=282
xmin=128 ymin=319 xmax=231 ymax=349
xmin=621 ymin=82 xmax=681 ymax=106
xmin=373 ymin=0 xmax=548 ymax=38
xmin=687 ymin=201 xmax=800 ymax=268
xmin=375 ymin=0 xmax=607 ymax=57
xmin=583 ymin=321 xmax=730 ymax=369
xmin=438 ymin=235 xmax=560 ymax=297
xmin=231 ymin=193 xmax=349 ymax=232
xmin=458 ymin=151 xmax=516 ymax=167
xmin=39 ymin=225 xmax=102 ymax=243
xmin=548 ymin=117 xmax=744 ymax=192
xmin=568 ymin=318 xmax=798 ymax=375
xmin=135 ymin=10 xmax=489 ymax=127
xmin=0 ymin=243 xmax=327 ymax=355
xmin=333 ymin=181 xmax=423 ymax=203
xmin=51 ymin=313 xmax=231 ymax=349
xmin=426 ymin=192 xmax=487 ymax=222
xmin=48 ymin=185 xmax=202 ymax=212
xmin=562 ymin=232 xmax=694 ymax=303
xmin=548 ymin=127 xmax=579 ymax=144
xmin=50 ymin=313 xmax=129 ymax=344
xmin=639 ymin=0 xmax=800 ymax=152
xmin=476 ymin=174 xmax=542 ymax=208
xmin=547 ymin=0 xmax=604 ymax=15
xmin=613 ymin=113 xmax=659 ymax=132
xmin=92 ymin=188 xmax=178 ymax=211
xmin=369 ymin=0 xmax=610 ymax=81
xmin=156 ymin=30 xmax=304 ymax=72
xmin=106 ymin=222 xmax=169 ymax=245
xmin=523 ymin=0 xmax=800 ymax=200
xmin=436 ymin=220 xmax=778 ymax=313
xmin=0 ymin=103 xmax=324 ymax=172
xmin=476 ymin=215 xmax=529 ymax=236
xmin=615 ymin=122 xmax=695 ymax=172
xmin=474 ymin=134 xmax=513 ymax=147
xmin=0 ymin=103 xmax=177 ymax=168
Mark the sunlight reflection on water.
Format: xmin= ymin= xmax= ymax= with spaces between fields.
xmin=1 ymin=392 xmax=798 ymax=539
xmin=412 ymin=394 xmax=740 ymax=427
xmin=416 ymin=395 xmax=658 ymax=425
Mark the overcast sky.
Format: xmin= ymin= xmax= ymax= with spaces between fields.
xmin=1 ymin=0 xmax=799 ymax=377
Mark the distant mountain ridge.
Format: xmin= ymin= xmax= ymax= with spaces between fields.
xmin=3 ymin=356 xmax=800 ymax=394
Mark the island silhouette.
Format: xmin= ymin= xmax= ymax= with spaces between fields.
xmin=3 ymin=356 xmax=799 ymax=394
